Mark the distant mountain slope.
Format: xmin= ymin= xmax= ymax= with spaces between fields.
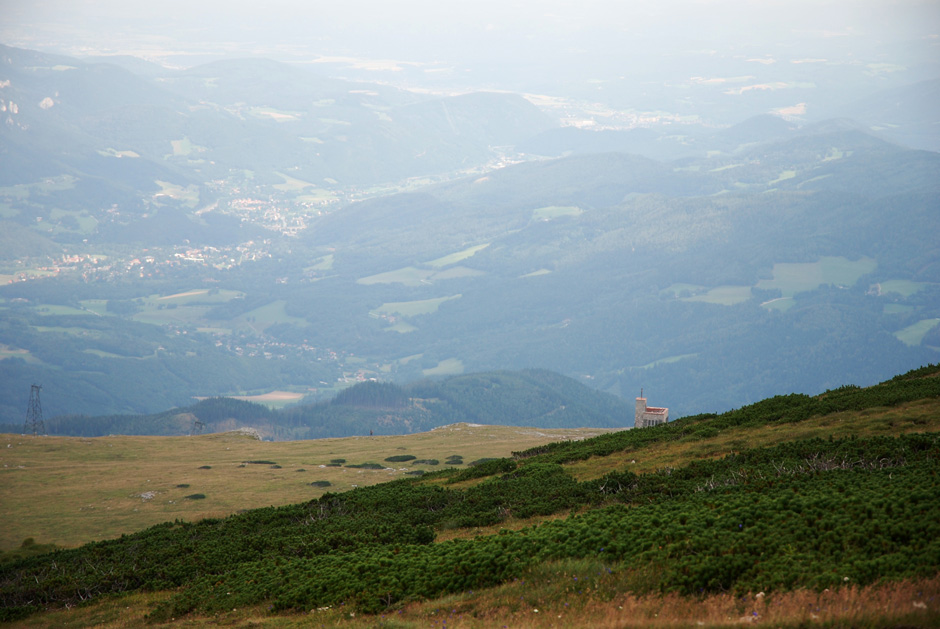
xmin=836 ymin=77 xmax=940 ymax=152
xmin=0 ymin=44 xmax=554 ymax=243
xmin=1 ymin=42 xmax=937 ymax=427
xmin=286 ymin=126 xmax=939 ymax=416
xmin=28 ymin=369 xmax=635 ymax=438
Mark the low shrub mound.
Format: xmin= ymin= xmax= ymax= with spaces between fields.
xmin=384 ymin=455 xmax=417 ymax=463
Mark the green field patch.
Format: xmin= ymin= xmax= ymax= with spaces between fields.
xmin=318 ymin=117 xmax=352 ymax=126
xmin=34 ymin=305 xmax=94 ymax=316
xmin=430 ymin=266 xmax=485 ymax=281
xmin=878 ymin=280 xmax=929 ymax=298
xmin=371 ymin=295 xmax=461 ymax=318
xmin=97 ymin=148 xmax=139 ymax=158
xmin=124 ymin=289 xmax=244 ymax=326
xmin=273 ymin=172 xmax=315 ymax=192
xmin=78 ymin=300 xmax=109 ymax=315
xmin=798 ymin=174 xmax=833 ymax=187
xmin=154 ymin=181 xmax=199 ymax=208
xmin=520 ymin=269 xmax=552 ymax=278
xmin=397 ymin=353 xmax=423 ymax=365
xmin=756 ymin=256 xmax=877 ymax=299
xmin=633 ymin=353 xmax=699 ymax=369
xmin=423 ymin=357 xmax=465 ymax=376
xmin=532 ymin=206 xmax=582 ymax=220
xmin=360 ymin=265 xmax=484 ymax=286
xmin=196 ymin=326 xmax=232 ymax=335
xmin=157 ymin=289 xmax=209 ymax=302
xmin=768 ymin=169 xmax=797 ymax=185
xmin=358 ymin=267 xmax=433 ymax=286
xmin=709 ymin=163 xmax=743 ymax=172
xmin=168 ymin=137 xmax=206 ymax=157
xmin=0 ymin=175 xmax=77 ymax=203
xmin=299 ymin=136 xmax=324 ymax=144
xmin=427 ymin=244 xmax=490 ymax=268
xmin=119 ymin=290 xmax=243 ymax=326
xmin=34 ymin=325 xmax=95 ymax=335
xmin=237 ymin=300 xmax=307 ymax=329
xmin=385 ymin=321 xmax=418 ymax=334
xmin=884 ymin=304 xmax=915 ymax=315
xmin=761 ymin=297 xmax=795 ymax=311
xmin=297 ymin=189 xmax=338 ymax=203
xmin=18 ymin=269 xmax=56 ymax=281
xmin=895 ymin=319 xmax=940 ymax=347
xmin=662 ymin=283 xmax=706 ymax=298
xmin=249 ymin=107 xmax=303 ymax=122
xmin=0 ymin=273 xmax=14 ymax=284
xmin=682 ymin=285 xmax=752 ymax=305
xmin=0 ymin=343 xmax=40 ymax=364
xmin=83 ymin=349 xmax=125 ymax=359
xmin=49 ymin=209 xmax=98 ymax=234
xmin=155 ymin=289 xmax=244 ymax=304
xmin=133 ymin=308 xmax=210 ymax=326
xmin=225 ymin=390 xmax=307 ymax=409
xmin=822 ymin=147 xmax=850 ymax=162
xmin=307 ymin=254 xmax=334 ymax=272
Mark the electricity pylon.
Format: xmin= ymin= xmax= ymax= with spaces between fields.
xmin=23 ymin=384 xmax=45 ymax=436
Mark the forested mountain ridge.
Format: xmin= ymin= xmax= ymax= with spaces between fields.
xmin=20 ymin=369 xmax=635 ymax=439
xmin=0 ymin=43 xmax=553 ymax=206
xmin=2 ymin=364 xmax=938 ymax=625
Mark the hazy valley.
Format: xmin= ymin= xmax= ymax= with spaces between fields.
xmin=0 ymin=40 xmax=938 ymax=431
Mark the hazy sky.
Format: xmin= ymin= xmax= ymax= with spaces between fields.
xmin=2 ymin=0 xmax=938 ymax=110
xmin=4 ymin=1 xmax=937 ymax=62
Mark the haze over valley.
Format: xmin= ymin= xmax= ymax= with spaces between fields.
xmin=0 ymin=1 xmax=937 ymax=432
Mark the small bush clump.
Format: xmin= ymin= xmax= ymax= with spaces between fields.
xmin=384 ymin=454 xmax=417 ymax=463
xmin=447 ymin=458 xmax=517 ymax=483
xmin=311 ymin=480 xmax=332 ymax=487
xmin=184 ymin=493 xmax=206 ymax=500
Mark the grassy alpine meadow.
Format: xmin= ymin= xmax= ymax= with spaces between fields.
xmin=1 ymin=366 xmax=939 ymax=627
xmin=0 ymin=424 xmax=613 ymax=552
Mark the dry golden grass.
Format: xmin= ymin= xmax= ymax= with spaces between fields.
xmin=7 ymin=573 xmax=937 ymax=628
xmin=565 ymin=398 xmax=940 ymax=481
xmin=5 ymin=400 xmax=940 ymax=628
xmin=0 ymin=423 xmax=612 ymax=551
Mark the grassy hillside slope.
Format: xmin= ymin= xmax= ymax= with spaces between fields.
xmin=1 ymin=365 xmax=939 ymax=627
xmin=0 ymin=424 xmax=612 ymax=552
